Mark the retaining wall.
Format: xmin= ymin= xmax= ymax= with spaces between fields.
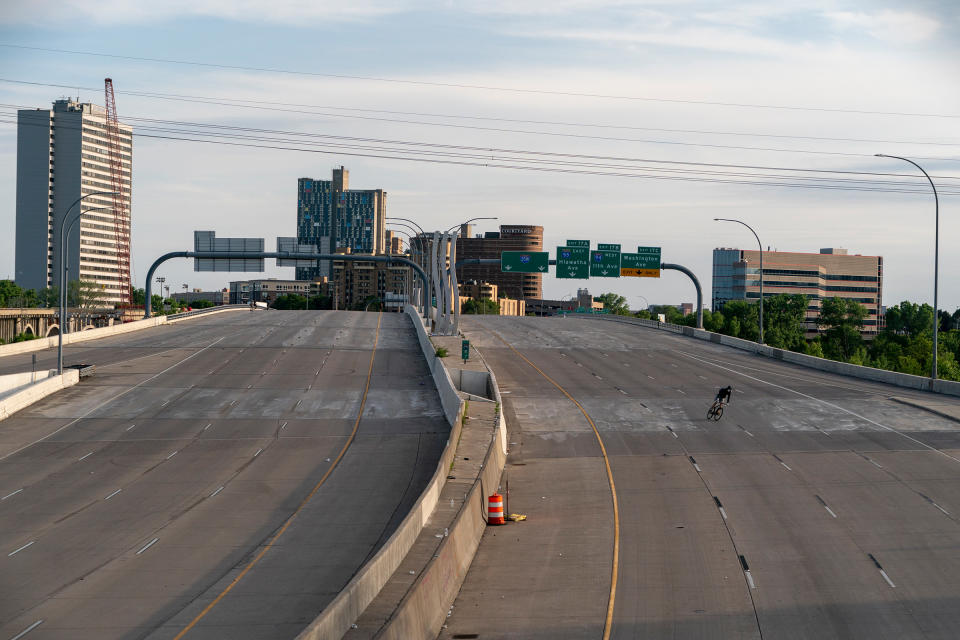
xmin=591 ymin=315 xmax=960 ymax=397
xmin=294 ymin=306 xmax=468 ymax=639
xmin=0 ymin=316 xmax=168 ymax=358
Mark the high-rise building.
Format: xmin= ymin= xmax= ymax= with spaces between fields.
xmin=454 ymin=224 xmax=544 ymax=300
xmin=15 ymin=98 xmax=133 ymax=305
xmin=296 ymin=167 xmax=386 ymax=280
xmin=712 ymin=247 xmax=883 ymax=336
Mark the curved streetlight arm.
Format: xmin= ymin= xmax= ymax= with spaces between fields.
xmin=876 ymin=153 xmax=940 ymax=380
xmin=385 ymin=217 xmax=426 ymax=237
xmin=445 ymin=217 xmax=498 ymax=234
xmin=714 ymin=217 xmax=764 ymax=344
xmin=57 ymin=191 xmax=119 ymax=375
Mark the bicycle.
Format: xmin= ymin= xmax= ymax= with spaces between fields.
xmin=706 ymin=400 xmax=726 ymax=421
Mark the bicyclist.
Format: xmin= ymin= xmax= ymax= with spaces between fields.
xmin=714 ymin=385 xmax=733 ymax=406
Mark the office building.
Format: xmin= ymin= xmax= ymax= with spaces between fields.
xmin=712 ymin=247 xmax=883 ymax=336
xmin=296 ymin=167 xmax=386 ymax=280
xmin=454 ymin=224 xmax=544 ymax=300
xmin=229 ymin=279 xmax=315 ymax=305
xmin=331 ymin=253 xmax=411 ymax=311
xmin=15 ymin=98 xmax=133 ymax=304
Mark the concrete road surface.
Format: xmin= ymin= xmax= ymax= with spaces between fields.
xmin=441 ymin=316 xmax=960 ymax=640
xmin=0 ymin=310 xmax=448 ymax=639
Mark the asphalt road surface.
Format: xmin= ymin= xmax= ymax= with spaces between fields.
xmin=442 ymin=316 xmax=960 ymax=640
xmin=0 ymin=310 xmax=448 ymax=640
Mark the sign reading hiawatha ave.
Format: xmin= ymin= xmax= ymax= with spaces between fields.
xmin=589 ymin=250 xmax=621 ymax=277
xmin=500 ymin=251 xmax=549 ymax=273
xmin=556 ymin=246 xmax=589 ymax=279
xmin=621 ymin=246 xmax=661 ymax=277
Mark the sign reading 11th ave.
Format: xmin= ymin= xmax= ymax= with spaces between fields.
xmin=590 ymin=250 xmax=621 ymax=277
xmin=621 ymin=246 xmax=661 ymax=277
xmin=500 ymin=251 xmax=549 ymax=273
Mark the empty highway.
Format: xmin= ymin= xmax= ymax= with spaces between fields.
xmin=442 ymin=316 xmax=960 ymax=640
xmin=0 ymin=310 xmax=448 ymax=639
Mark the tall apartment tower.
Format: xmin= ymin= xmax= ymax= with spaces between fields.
xmin=15 ymin=98 xmax=133 ymax=304
xmin=296 ymin=167 xmax=386 ymax=280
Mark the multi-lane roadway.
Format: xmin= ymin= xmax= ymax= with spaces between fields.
xmin=0 ymin=310 xmax=448 ymax=640
xmin=442 ymin=316 xmax=960 ymax=640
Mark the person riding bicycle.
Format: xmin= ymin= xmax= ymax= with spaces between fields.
xmin=714 ymin=385 xmax=733 ymax=406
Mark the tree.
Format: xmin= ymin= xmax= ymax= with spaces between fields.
xmin=308 ymin=295 xmax=332 ymax=310
xmin=131 ymin=287 xmax=146 ymax=306
xmin=272 ymin=294 xmax=308 ymax=310
xmin=762 ymin=294 xmax=808 ymax=351
xmin=818 ymin=297 xmax=867 ymax=361
xmin=67 ymin=280 xmax=107 ymax=308
xmin=633 ymin=309 xmax=653 ymax=320
xmin=190 ymin=299 xmax=214 ymax=309
xmin=719 ymin=300 xmax=759 ymax=341
xmin=702 ymin=310 xmax=724 ymax=333
xmin=596 ymin=293 xmax=629 ymax=315
xmin=884 ymin=301 xmax=934 ymax=337
xmin=462 ymin=298 xmax=499 ymax=315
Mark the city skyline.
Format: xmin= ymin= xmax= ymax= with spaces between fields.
xmin=1 ymin=2 xmax=957 ymax=310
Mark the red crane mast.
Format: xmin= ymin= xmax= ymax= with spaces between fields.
xmin=103 ymin=78 xmax=132 ymax=305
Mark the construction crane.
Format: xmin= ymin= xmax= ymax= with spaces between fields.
xmin=103 ymin=78 xmax=132 ymax=305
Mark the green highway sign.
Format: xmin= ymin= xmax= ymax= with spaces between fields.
xmin=621 ymin=252 xmax=659 ymax=277
xmin=637 ymin=246 xmax=662 ymax=266
xmin=556 ymin=246 xmax=589 ymax=279
xmin=598 ymin=243 xmax=621 ymax=251
xmin=500 ymin=251 xmax=549 ymax=273
xmin=590 ymin=249 xmax=621 ymax=277
xmin=566 ymin=239 xmax=590 ymax=248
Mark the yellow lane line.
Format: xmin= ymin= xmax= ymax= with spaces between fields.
xmin=488 ymin=328 xmax=620 ymax=640
xmin=173 ymin=312 xmax=383 ymax=639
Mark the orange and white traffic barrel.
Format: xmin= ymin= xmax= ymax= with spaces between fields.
xmin=487 ymin=493 xmax=505 ymax=525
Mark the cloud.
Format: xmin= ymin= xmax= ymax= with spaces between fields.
xmin=825 ymin=10 xmax=941 ymax=44
xmin=1 ymin=0 xmax=418 ymax=25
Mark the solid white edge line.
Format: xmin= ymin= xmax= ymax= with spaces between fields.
xmin=8 ymin=541 xmax=35 ymax=556
xmin=880 ymin=569 xmax=896 ymax=588
xmin=104 ymin=489 xmax=122 ymax=500
xmin=824 ymin=506 xmax=838 ymax=518
xmin=2 ymin=488 xmax=24 ymax=501
xmin=9 ymin=619 xmax=43 ymax=640
xmin=136 ymin=538 xmax=159 ymax=555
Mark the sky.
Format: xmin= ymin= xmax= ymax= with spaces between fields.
xmin=1 ymin=0 xmax=958 ymax=311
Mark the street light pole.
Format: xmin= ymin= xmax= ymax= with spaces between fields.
xmin=715 ymin=218 xmax=764 ymax=345
xmin=444 ymin=216 xmax=498 ymax=234
xmin=876 ymin=153 xmax=940 ymax=380
xmin=57 ymin=191 xmax=119 ymax=375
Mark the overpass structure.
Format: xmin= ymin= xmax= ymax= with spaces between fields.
xmin=2 ymin=308 xmax=960 ymax=639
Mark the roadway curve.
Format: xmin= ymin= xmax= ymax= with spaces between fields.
xmin=0 ymin=310 xmax=448 ymax=640
xmin=442 ymin=316 xmax=960 ymax=640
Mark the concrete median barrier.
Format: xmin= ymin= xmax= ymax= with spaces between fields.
xmin=591 ymin=314 xmax=960 ymax=397
xmin=0 ymin=369 xmax=80 ymax=421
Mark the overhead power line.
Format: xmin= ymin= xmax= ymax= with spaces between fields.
xmin=2 ymin=43 xmax=957 ymax=119
xmin=2 ymin=80 xmax=957 ymax=164
xmin=3 ymin=78 xmax=958 ymax=148
xmin=4 ymin=113 xmax=958 ymax=195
